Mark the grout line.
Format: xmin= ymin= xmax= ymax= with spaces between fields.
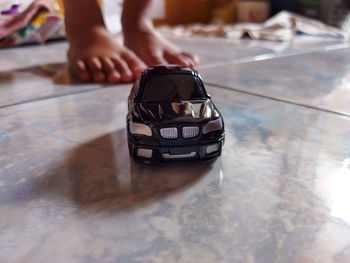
xmin=204 ymin=81 xmax=350 ymax=118
xmin=0 ymin=84 xmax=123 ymax=109
xmin=1 ymin=42 xmax=350 ymax=112
xmin=1 ymin=78 xmax=349 ymax=119
xmin=198 ymin=43 xmax=350 ymax=70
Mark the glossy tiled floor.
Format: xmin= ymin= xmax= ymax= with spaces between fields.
xmin=1 ymin=35 xmax=350 ymax=263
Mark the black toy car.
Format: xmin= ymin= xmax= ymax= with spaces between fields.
xmin=127 ymin=65 xmax=224 ymax=164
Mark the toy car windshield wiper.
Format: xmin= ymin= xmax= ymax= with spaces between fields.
xmin=127 ymin=65 xmax=225 ymax=164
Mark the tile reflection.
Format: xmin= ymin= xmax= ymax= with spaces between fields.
xmin=329 ymin=158 xmax=350 ymax=224
xmin=0 ymin=63 xmax=103 ymax=107
xmin=201 ymin=48 xmax=350 ymax=116
xmin=1 ymin=81 xmax=350 ymax=262
xmin=38 ymin=130 xmax=218 ymax=211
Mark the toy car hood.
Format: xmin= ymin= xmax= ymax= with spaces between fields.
xmin=133 ymin=100 xmax=218 ymax=123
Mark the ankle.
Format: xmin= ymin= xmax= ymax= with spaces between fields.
xmin=122 ymin=13 xmax=154 ymax=34
xmin=67 ymin=24 xmax=109 ymax=47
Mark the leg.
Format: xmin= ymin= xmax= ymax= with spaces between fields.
xmin=122 ymin=0 xmax=199 ymax=67
xmin=62 ymin=0 xmax=146 ymax=83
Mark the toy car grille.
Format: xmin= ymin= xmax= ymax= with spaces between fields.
xmin=160 ymin=127 xmax=178 ymax=139
xmin=182 ymin=126 xmax=199 ymax=138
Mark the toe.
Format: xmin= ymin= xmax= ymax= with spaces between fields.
xmin=144 ymin=51 xmax=167 ymax=66
xmin=71 ymin=60 xmax=91 ymax=82
xmin=100 ymin=57 xmax=121 ymax=83
xmin=150 ymin=54 xmax=167 ymax=66
xmin=86 ymin=57 xmax=106 ymax=83
xmin=111 ymin=56 xmax=133 ymax=83
xmin=164 ymin=51 xmax=199 ymax=68
xmin=121 ymin=50 xmax=147 ymax=79
xmin=180 ymin=52 xmax=199 ymax=67
xmin=164 ymin=52 xmax=191 ymax=67
xmin=180 ymin=55 xmax=195 ymax=68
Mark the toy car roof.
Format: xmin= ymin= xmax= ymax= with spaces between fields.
xmin=141 ymin=65 xmax=200 ymax=82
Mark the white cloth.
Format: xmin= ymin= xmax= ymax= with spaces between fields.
xmin=159 ymin=11 xmax=348 ymax=41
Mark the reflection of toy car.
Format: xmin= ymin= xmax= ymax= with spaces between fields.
xmin=127 ymin=65 xmax=225 ymax=164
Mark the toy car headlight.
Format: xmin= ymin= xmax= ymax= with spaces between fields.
xmin=203 ymin=118 xmax=223 ymax=134
xmin=130 ymin=121 xmax=152 ymax=136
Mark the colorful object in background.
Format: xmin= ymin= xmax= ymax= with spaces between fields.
xmin=158 ymin=11 xmax=347 ymax=41
xmin=0 ymin=12 xmax=65 ymax=48
xmin=0 ymin=0 xmax=65 ymax=48
xmin=1 ymin=4 xmax=20 ymax=15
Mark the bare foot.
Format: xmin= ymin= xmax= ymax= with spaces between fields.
xmin=67 ymin=26 xmax=147 ymax=83
xmin=123 ymin=19 xmax=199 ymax=68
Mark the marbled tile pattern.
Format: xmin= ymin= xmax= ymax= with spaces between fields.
xmin=1 ymin=85 xmax=350 ymax=263
xmin=201 ymin=47 xmax=350 ymax=116
xmin=0 ymin=42 xmax=68 ymax=72
xmin=0 ymin=67 xmax=107 ymax=108
xmin=0 ymin=35 xmax=349 ymax=108
xmin=1 ymin=35 xmax=350 ymax=263
xmin=167 ymin=34 xmax=350 ymax=69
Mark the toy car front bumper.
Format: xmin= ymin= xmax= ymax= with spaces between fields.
xmin=128 ymin=137 xmax=224 ymax=164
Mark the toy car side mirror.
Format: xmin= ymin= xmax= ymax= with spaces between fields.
xmin=207 ymin=93 xmax=212 ymax=99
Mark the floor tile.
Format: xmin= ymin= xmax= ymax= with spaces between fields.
xmin=0 ymin=67 xmax=109 ymax=108
xmin=167 ymin=34 xmax=350 ymax=69
xmin=0 ymin=42 xmax=68 ymax=72
xmin=1 ymin=85 xmax=349 ymax=263
xmin=1 ymin=35 xmax=348 ymax=108
xmin=201 ymin=47 xmax=350 ymax=116
xmin=1 ymin=35 xmax=347 ymax=73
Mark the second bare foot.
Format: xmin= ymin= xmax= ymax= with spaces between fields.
xmin=123 ymin=19 xmax=199 ymax=68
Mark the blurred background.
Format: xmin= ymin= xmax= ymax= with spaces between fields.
xmin=1 ymin=0 xmax=349 ymax=47
xmin=147 ymin=0 xmax=350 ymax=32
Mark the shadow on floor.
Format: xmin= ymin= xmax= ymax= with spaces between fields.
xmin=43 ymin=130 xmax=213 ymax=212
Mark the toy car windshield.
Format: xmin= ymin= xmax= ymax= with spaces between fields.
xmin=141 ymin=74 xmax=206 ymax=102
